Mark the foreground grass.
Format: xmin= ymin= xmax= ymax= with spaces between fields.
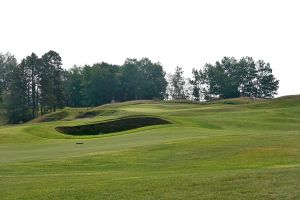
xmin=0 ymin=96 xmax=300 ymax=199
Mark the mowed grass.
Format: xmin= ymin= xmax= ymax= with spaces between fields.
xmin=0 ymin=96 xmax=300 ymax=199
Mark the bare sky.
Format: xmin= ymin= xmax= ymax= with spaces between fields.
xmin=1 ymin=0 xmax=299 ymax=96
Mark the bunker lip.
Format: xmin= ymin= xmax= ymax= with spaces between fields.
xmin=55 ymin=116 xmax=171 ymax=136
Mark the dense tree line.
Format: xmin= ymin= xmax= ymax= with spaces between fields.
xmin=65 ymin=58 xmax=167 ymax=107
xmin=0 ymin=52 xmax=167 ymax=123
xmin=0 ymin=51 xmax=279 ymax=124
xmin=0 ymin=51 xmax=64 ymax=123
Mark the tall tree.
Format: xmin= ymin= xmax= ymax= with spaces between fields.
xmin=255 ymin=60 xmax=279 ymax=98
xmin=168 ymin=66 xmax=186 ymax=99
xmin=81 ymin=63 xmax=120 ymax=106
xmin=0 ymin=52 xmax=17 ymax=102
xmin=65 ymin=66 xmax=83 ymax=107
xmin=2 ymin=61 xmax=28 ymax=123
xmin=136 ymin=58 xmax=167 ymax=100
xmin=189 ymin=69 xmax=205 ymax=101
xmin=238 ymin=57 xmax=257 ymax=97
xmin=24 ymin=53 xmax=40 ymax=118
xmin=40 ymin=50 xmax=63 ymax=113
xmin=120 ymin=58 xmax=141 ymax=101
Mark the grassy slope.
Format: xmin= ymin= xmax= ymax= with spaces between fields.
xmin=0 ymin=96 xmax=300 ymax=199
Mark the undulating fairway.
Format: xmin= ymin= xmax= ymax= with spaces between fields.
xmin=1 ymin=96 xmax=300 ymax=199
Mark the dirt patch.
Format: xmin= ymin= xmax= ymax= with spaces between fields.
xmin=55 ymin=116 xmax=171 ymax=135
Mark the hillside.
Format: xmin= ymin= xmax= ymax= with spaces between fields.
xmin=0 ymin=96 xmax=300 ymax=199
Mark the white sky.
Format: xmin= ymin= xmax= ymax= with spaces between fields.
xmin=1 ymin=0 xmax=299 ymax=96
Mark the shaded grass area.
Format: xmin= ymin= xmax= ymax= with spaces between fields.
xmin=56 ymin=116 xmax=171 ymax=135
xmin=0 ymin=95 xmax=300 ymax=199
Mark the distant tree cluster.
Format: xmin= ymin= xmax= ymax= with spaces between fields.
xmin=168 ymin=57 xmax=279 ymax=101
xmin=0 ymin=51 xmax=279 ymax=123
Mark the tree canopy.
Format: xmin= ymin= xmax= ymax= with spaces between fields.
xmin=190 ymin=57 xmax=279 ymax=100
xmin=66 ymin=58 xmax=167 ymax=107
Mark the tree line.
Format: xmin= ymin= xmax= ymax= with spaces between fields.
xmin=0 ymin=51 xmax=279 ymax=123
xmin=0 ymin=52 xmax=167 ymax=123
xmin=65 ymin=58 xmax=167 ymax=107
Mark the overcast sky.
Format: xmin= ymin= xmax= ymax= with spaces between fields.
xmin=1 ymin=0 xmax=299 ymax=96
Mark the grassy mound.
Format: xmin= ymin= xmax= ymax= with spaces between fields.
xmin=31 ymin=110 xmax=69 ymax=122
xmin=30 ymin=108 xmax=88 ymax=122
xmin=55 ymin=116 xmax=171 ymax=135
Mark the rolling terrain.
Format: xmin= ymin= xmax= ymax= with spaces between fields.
xmin=0 ymin=96 xmax=300 ymax=199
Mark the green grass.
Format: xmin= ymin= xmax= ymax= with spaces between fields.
xmin=0 ymin=96 xmax=300 ymax=199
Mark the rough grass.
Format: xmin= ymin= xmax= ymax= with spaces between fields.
xmin=0 ymin=95 xmax=300 ymax=199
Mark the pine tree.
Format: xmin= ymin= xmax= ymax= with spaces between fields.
xmin=2 ymin=63 xmax=27 ymax=123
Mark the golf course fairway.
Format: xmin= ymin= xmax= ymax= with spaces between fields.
xmin=0 ymin=96 xmax=299 ymax=199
